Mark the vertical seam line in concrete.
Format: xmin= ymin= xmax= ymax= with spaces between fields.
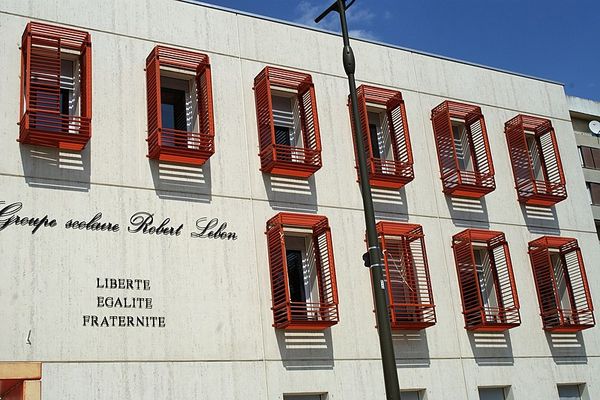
xmin=409 ymin=55 xmax=471 ymax=398
xmin=234 ymin=13 xmax=270 ymax=399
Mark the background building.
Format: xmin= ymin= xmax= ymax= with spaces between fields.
xmin=0 ymin=1 xmax=598 ymax=399
xmin=569 ymin=96 xmax=600 ymax=240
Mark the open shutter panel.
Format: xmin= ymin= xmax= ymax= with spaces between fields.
xmin=505 ymin=118 xmax=533 ymax=191
xmin=538 ymin=129 xmax=565 ymax=186
xmin=466 ymin=113 xmax=494 ymax=177
xmin=453 ymin=236 xmax=482 ymax=328
xmin=266 ymin=220 xmax=289 ymax=328
xmin=529 ymin=245 xmax=561 ymax=328
xmin=356 ymin=90 xmax=374 ymax=171
xmin=145 ymin=50 xmax=162 ymax=151
xmin=27 ymin=34 xmax=62 ymax=139
xmin=432 ymin=104 xmax=456 ymax=179
xmin=196 ymin=63 xmax=215 ymax=153
xmin=387 ymin=95 xmax=412 ymax=167
xmin=298 ymin=82 xmax=322 ymax=167
xmin=313 ymin=219 xmax=339 ymax=324
xmin=559 ymin=243 xmax=595 ymax=327
xmin=254 ymin=70 xmax=276 ymax=171
xmin=79 ymin=38 xmax=92 ymax=123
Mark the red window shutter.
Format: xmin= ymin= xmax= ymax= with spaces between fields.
xmin=19 ymin=22 xmax=91 ymax=151
xmin=376 ymin=222 xmax=436 ymax=330
xmin=348 ymin=85 xmax=415 ymax=189
xmin=431 ymin=101 xmax=495 ymax=198
xmin=253 ymin=67 xmax=322 ymax=178
xmin=505 ymin=115 xmax=567 ymax=206
xmin=265 ymin=213 xmax=339 ymax=330
xmin=528 ymin=237 xmax=595 ymax=332
xmin=452 ymin=229 xmax=521 ymax=331
xmin=145 ymin=46 xmax=215 ymax=166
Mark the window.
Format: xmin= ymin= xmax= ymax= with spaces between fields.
xmin=19 ymin=22 xmax=91 ymax=151
xmin=431 ymin=101 xmax=495 ymax=198
xmin=400 ymin=390 xmax=425 ymax=400
xmin=558 ymin=384 xmax=585 ymax=400
xmin=266 ymin=213 xmax=339 ymax=330
xmin=452 ymin=230 xmax=521 ymax=331
xmin=253 ymin=67 xmax=322 ymax=178
xmin=146 ymin=46 xmax=214 ymax=165
xmin=586 ymin=182 xmax=600 ymax=205
xmin=376 ymin=222 xmax=436 ymax=330
xmin=595 ymin=220 xmax=600 ymax=241
xmin=578 ymin=146 xmax=600 ymax=170
xmin=528 ymin=237 xmax=595 ymax=332
xmin=478 ymin=387 xmax=509 ymax=400
xmin=283 ymin=395 xmax=325 ymax=400
xmin=0 ymin=362 xmax=41 ymax=400
xmin=348 ymin=85 xmax=414 ymax=189
xmin=505 ymin=114 xmax=567 ymax=206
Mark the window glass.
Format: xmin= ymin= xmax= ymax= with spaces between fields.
xmin=400 ymin=390 xmax=423 ymax=400
xmin=272 ymin=93 xmax=303 ymax=148
xmin=558 ymin=384 xmax=583 ymax=400
xmin=594 ymin=220 xmax=600 ymax=241
xmin=473 ymin=246 xmax=500 ymax=317
xmin=60 ymin=58 xmax=77 ymax=115
xmin=283 ymin=395 xmax=323 ymax=400
xmin=478 ymin=387 xmax=506 ymax=400
xmin=452 ymin=120 xmax=474 ymax=171
xmin=580 ymin=146 xmax=594 ymax=168
xmin=525 ymin=134 xmax=544 ymax=180
xmin=589 ymin=183 xmax=600 ymax=205
xmin=591 ymin=148 xmax=600 ymax=169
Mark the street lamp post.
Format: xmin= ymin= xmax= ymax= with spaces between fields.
xmin=315 ymin=2 xmax=401 ymax=399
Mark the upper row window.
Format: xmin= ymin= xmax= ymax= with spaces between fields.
xmin=19 ymin=22 xmax=91 ymax=150
xmin=17 ymin=22 xmax=569 ymax=208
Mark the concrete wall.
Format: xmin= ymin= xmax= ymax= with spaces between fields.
xmin=0 ymin=1 xmax=598 ymax=399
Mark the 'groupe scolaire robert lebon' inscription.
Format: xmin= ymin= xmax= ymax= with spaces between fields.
xmin=0 ymin=201 xmax=238 ymax=240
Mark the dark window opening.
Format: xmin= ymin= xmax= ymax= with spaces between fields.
xmin=275 ymin=126 xmax=292 ymax=146
xmin=286 ymin=249 xmax=306 ymax=303
xmin=161 ymin=88 xmax=187 ymax=132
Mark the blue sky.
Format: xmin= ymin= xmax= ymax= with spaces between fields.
xmin=192 ymin=0 xmax=600 ymax=102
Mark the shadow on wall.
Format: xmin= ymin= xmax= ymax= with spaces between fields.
xmin=275 ymin=329 xmax=334 ymax=370
xmin=520 ymin=204 xmax=560 ymax=235
xmin=19 ymin=144 xmax=91 ymax=191
xmin=467 ymin=331 xmax=515 ymax=366
xmin=445 ymin=196 xmax=490 ymax=229
xmin=545 ymin=331 xmax=588 ymax=365
xmin=262 ymin=175 xmax=318 ymax=213
xmin=393 ymin=330 xmax=431 ymax=368
xmin=149 ymin=159 xmax=212 ymax=203
xmin=373 ymin=187 xmax=409 ymax=221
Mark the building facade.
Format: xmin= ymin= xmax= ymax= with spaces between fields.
xmin=569 ymin=96 xmax=600 ymax=240
xmin=0 ymin=1 xmax=598 ymax=399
